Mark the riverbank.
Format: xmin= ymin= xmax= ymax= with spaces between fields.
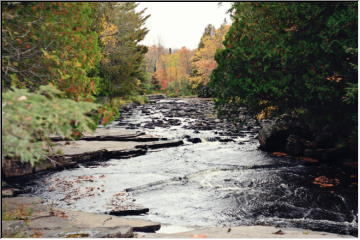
xmin=2 ymin=197 xmax=352 ymax=238
xmin=2 ymin=128 xmax=183 ymax=179
xmin=2 ymin=97 xmax=357 ymax=237
xmin=2 ymin=196 xmax=159 ymax=238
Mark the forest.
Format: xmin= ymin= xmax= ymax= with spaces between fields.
xmin=3 ymin=2 xmax=357 ymax=166
xmin=1 ymin=2 xmax=358 ymax=238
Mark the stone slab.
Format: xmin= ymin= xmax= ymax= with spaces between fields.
xmin=52 ymin=141 xmax=140 ymax=155
xmin=144 ymin=226 xmax=352 ymax=238
xmin=64 ymin=209 xmax=161 ymax=232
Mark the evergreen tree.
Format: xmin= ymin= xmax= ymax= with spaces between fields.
xmin=98 ymin=2 xmax=150 ymax=102
xmin=210 ymin=2 xmax=357 ymax=148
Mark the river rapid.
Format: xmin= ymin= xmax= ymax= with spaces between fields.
xmin=21 ymin=98 xmax=357 ymax=236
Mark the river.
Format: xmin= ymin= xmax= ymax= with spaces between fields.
xmin=21 ymin=98 xmax=358 ymax=236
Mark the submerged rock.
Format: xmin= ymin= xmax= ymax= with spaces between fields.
xmin=186 ymin=137 xmax=202 ymax=144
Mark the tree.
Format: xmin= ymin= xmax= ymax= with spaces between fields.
xmin=210 ymin=2 xmax=357 ymax=147
xmin=153 ymin=46 xmax=194 ymax=93
xmin=2 ymin=85 xmax=99 ymax=165
xmin=190 ymin=24 xmax=229 ymax=93
xmin=97 ymin=2 xmax=150 ymax=102
xmin=2 ymin=2 xmax=102 ymax=101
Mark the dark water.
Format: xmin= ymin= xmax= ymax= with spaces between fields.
xmin=21 ymin=98 xmax=358 ymax=236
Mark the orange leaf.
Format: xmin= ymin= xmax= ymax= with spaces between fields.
xmin=192 ymin=234 xmax=207 ymax=238
xmin=297 ymin=157 xmax=319 ymax=163
xmin=313 ymin=176 xmax=340 ymax=188
xmin=272 ymin=152 xmax=288 ymax=157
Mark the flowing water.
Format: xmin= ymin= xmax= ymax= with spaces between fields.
xmin=21 ymin=98 xmax=357 ymax=236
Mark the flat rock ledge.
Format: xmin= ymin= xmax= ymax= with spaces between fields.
xmin=143 ymin=226 xmax=353 ymax=238
xmin=3 ymin=129 xmax=183 ymax=179
xmin=2 ymin=197 xmax=160 ymax=238
xmin=51 ymin=129 xmax=167 ymax=142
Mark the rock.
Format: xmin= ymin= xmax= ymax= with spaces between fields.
xmin=2 ymin=157 xmax=33 ymax=178
xmin=4 ymin=133 xmax=183 ymax=178
xmin=186 ymin=137 xmax=202 ymax=144
xmin=147 ymin=94 xmax=166 ymax=100
xmin=145 ymin=226 xmax=349 ymax=238
xmin=258 ymin=114 xmax=312 ymax=153
xmin=108 ymin=207 xmax=149 ymax=216
xmin=315 ymin=125 xmax=335 ymax=148
xmin=2 ymin=188 xmax=21 ymax=197
xmin=107 ymin=149 xmax=147 ymax=159
xmin=217 ymin=138 xmax=235 ymax=143
xmin=28 ymin=216 xmax=74 ymax=230
xmin=285 ymin=135 xmax=304 ymax=156
xmin=167 ymin=118 xmax=181 ymax=126
xmin=136 ymin=140 xmax=184 ymax=150
xmin=82 ymin=134 xmax=164 ymax=142
xmin=2 ymin=220 xmax=29 ymax=237
xmin=2 ymin=197 xmax=52 ymax=219
xmin=51 ymin=129 xmax=147 ymax=142
xmin=2 ymin=196 xmax=43 ymax=207
xmin=65 ymin=210 xmax=161 ymax=232
xmin=2 ymin=196 xmax=158 ymax=237
xmin=34 ymin=158 xmax=57 ymax=172
xmin=43 ymin=227 xmax=132 ymax=238
xmin=258 ymin=120 xmax=289 ymax=152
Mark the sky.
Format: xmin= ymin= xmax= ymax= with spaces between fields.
xmin=137 ymin=2 xmax=232 ymax=50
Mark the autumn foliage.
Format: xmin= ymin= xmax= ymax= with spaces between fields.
xmin=2 ymin=2 xmax=101 ymax=101
xmin=145 ymin=23 xmax=229 ymax=96
xmin=155 ymin=47 xmax=193 ymax=91
xmin=189 ymin=24 xmax=229 ymax=89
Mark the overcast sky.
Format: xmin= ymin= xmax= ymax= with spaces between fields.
xmin=137 ymin=2 xmax=232 ymax=50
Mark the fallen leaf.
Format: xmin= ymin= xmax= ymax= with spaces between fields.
xmin=297 ymin=157 xmax=319 ymax=163
xmin=272 ymin=152 xmax=288 ymax=157
xmin=192 ymin=234 xmax=207 ymax=238
xmin=313 ymin=176 xmax=340 ymax=188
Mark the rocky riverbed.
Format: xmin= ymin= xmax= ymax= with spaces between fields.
xmin=3 ymin=97 xmax=358 ymax=237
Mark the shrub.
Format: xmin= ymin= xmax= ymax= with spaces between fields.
xmin=2 ymin=85 xmax=99 ymax=165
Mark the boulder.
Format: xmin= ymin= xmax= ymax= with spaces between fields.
xmin=258 ymin=114 xmax=311 ymax=153
xmin=285 ymin=135 xmax=305 ymax=156
xmin=258 ymin=120 xmax=289 ymax=152
xmin=314 ymin=125 xmax=335 ymax=148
